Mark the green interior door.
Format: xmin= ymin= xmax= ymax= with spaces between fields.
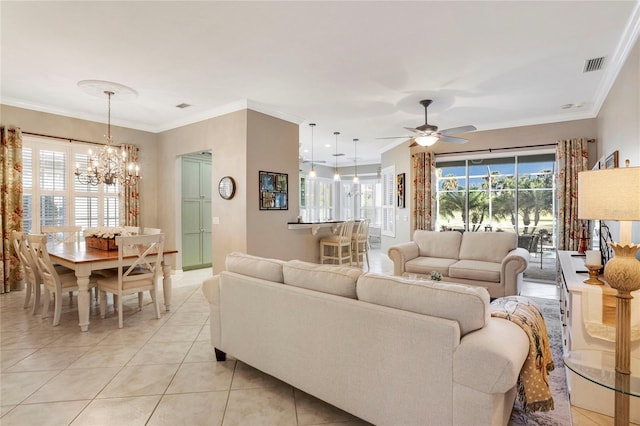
xmin=181 ymin=153 xmax=212 ymax=270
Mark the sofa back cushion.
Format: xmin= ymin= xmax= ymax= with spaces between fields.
xmin=356 ymin=273 xmax=490 ymax=335
xmin=225 ymin=252 xmax=285 ymax=283
xmin=283 ymin=260 xmax=362 ymax=298
xmin=413 ymin=230 xmax=462 ymax=259
xmin=459 ymin=232 xmax=516 ymax=263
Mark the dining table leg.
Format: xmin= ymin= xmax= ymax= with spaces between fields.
xmin=75 ymin=265 xmax=93 ymax=332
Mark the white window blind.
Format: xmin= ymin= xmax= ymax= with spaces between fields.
xmin=381 ymin=166 xmax=395 ymax=237
xmin=22 ymin=136 xmax=121 ymax=233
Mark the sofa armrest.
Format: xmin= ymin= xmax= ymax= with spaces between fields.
xmin=202 ymin=275 xmax=221 ymax=349
xmin=387 ymin=242 xmax=420 ymax=276
xmin=501 ymin=248 xmax=529 ymax=296
xmin=453 ymin=318 xmax=528 ymax=394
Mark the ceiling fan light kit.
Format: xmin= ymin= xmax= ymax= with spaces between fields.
xmin=378 ymin=99 xmax=476 ymax=148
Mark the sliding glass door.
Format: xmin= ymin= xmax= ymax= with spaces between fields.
xmin=436 ymin=153 xmax=555 ymax=240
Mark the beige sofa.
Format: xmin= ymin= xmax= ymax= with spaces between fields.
xmin=388 ymin=230 xmax=529 ymax=298
xmin=202 ymin=252 xmax=529 ymax=426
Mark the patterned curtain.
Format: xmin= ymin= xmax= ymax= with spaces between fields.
xmin=556 ymin=138 xmax=589 ymax=250
xmin=412 ymin=151 xmax=436 ymax=231
xmin=121 ymin=144 xmax=140 ymax=226
xmin=1 ymin=126 xmax=24 ymax=293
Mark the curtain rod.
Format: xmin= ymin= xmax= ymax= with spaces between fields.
xmin=22 ymin=131 xmax=103 ymax=147
xmin=433 ymin=139 xmax=595 ymax=157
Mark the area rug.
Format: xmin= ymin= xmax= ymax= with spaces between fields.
xmin=509 ymin=296 xmax=572 ymax=426
xmin=524 ymin=257 xmax=557 ymax=283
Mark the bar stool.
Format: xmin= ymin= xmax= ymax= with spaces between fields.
xmin=351 ymin=219 xmax=370 ymax=270
xmin=320 ymin=220 xmax=355 ymax=265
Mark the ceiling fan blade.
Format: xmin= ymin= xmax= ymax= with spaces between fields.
xmin=403 ymin=127 xmax=432 ymax=136
xmin=409 ymin=141 xmax=419 ymax=148
xmin=438 ymin=135 xmax=468 ymax=144
xmin=439 ymin=125 xmax=477 ymax=136
xmin=375 ymin=136 xmax=414 ymax=140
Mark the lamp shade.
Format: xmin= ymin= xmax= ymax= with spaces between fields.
xmin=578 ymin=167 xmax=640 ymax=221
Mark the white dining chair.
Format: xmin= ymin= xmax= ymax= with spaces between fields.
xmin=97 ymin=233 xmax=165 ymax=328
xmin=28 ymin=234 xmax=96 ymax=326
xmin=320 ymin=220 xmax=355 ymax=266
xmin=351 ymin=219 xmax=370 ymax=270
xmin=122 ymin=226 xmax=141 ymax=235
xmin=41 ymin=225 xmax=82 ymax=244
xmin=11 ymin=231 xmax=42 ymax=314
xmin=142 ymin=227 xmax=162 ymax=235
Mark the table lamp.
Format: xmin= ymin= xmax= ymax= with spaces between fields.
xmin=578 ymin=164 xmax=640 ymax=426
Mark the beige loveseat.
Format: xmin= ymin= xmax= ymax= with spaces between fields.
xmin=202 ymin=252 xmax=530 ymax=426
xmin=388 ymin=230 xmax=529 ymax=298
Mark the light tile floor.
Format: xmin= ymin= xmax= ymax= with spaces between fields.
xmin=0 ymin=249 xmax=616 ymax=425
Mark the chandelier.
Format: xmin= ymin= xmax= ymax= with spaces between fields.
xmin=74 ymin=86 xmax=140 ymax=187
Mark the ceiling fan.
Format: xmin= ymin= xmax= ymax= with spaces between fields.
xmin=379 ymin=99 xmax=476 ymax=147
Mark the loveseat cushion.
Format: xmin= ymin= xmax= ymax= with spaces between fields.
xmin=458 ymin=232 xmax=516 ymax=264
xmin=283 ymin=260 xmax=362 ymax=298
xmin=405 ymin=257 xmax=458 ymax=276
xmin=356 ymin=273 xmax=490 ymax=335
xmin=449 ymin=260 xmax=501 ymax=283
xmin=413 ymin=230 xmax=462 ymax=259
xmin=225 ymin=252 xmax=285 ymax=283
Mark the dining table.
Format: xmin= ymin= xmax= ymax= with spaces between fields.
xmin=46 ymin=241 xmax=178 ymax=332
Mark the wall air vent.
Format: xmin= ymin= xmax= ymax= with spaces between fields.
xmin=583 ymin=56 xmax=605 ymax=73
xmin=176 ymin=103 xmax=191 ymax=109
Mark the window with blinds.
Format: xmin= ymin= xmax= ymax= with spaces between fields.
xmin=22 ymin=136 xmax=121 ymax=234
xmin=381 ymin=165 xmax=395 ymax=237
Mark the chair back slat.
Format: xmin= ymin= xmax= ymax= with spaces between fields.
xmin=338 ymin=220 xmax=355 ymax=242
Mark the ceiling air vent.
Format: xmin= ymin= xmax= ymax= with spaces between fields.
xmin=583 ymin=56 xmax=605 ymax=73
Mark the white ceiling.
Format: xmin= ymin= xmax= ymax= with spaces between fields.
xmin=2 ymin=1 xmax=639 ymax=167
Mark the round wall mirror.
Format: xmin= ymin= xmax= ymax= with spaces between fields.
xmin=218 ymin=176 xmax=236 ymax=200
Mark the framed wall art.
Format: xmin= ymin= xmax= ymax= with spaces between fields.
xmin=605 ymin=150 xmax=619 ymax=169
xmin=397 ymin=173 xmax=405 ymax=209
xmin=259 ymin=170 xmax=288 ymax=210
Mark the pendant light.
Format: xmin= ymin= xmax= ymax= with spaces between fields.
xmin=308 ymin=123 xmax=317 ymax=178
xmin=353 ymin=138 xmax=359 ymax=183
xmin=333 ymin=131 xmax=341 ymax=181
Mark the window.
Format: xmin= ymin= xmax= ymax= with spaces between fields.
xmin=340 ymin=180 xmax=382 ymax=224
xmin=300 ymin=177 xmax=334 ymax=222
xmin=381 ymin=166 xmax=395 ymax=237
xmin=436 ymin=152 xmax=555 ymax=239
xmin=22 ymin=136 xmax=121 ymax=234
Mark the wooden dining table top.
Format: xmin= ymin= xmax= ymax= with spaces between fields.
xmin=47 ymin=242 xmax=178 ymax=264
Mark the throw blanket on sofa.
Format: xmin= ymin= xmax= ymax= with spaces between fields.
xmin=490 ymin=296 xmax=554 ymax=413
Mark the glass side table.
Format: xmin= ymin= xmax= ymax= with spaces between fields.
xmin=564 ymin=349 xmax=640 ymax=425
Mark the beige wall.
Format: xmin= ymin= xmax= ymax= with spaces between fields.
xmin=0 ymin=104 xmax=160 ymax=229
xmin=596 ymin=36 xmax=640 ymax=243
xmin=379 ymin=141 xmax=412 ymax=253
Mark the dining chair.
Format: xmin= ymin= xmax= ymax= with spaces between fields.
xmin=41 ymin=226 xmax=80 ymax=300
xmin=142 ymin=227 xmax=162 ymax=235
xmin=41 ymin=225 xmax=82 ymax=244
xmin=122 ymin=226 xmax=141 ymax=235
xmin=11 ymin=231 xmax=42 ymax=314
xmin=320 ymin=220 xmax=355 ymax=266
xmin=351 ymin=219 xmax=370 ymax=270
xmin=97 ymin=233 xmax=165 ymax=328
xmin=28 ymin=234 xmax=96 ymax=326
